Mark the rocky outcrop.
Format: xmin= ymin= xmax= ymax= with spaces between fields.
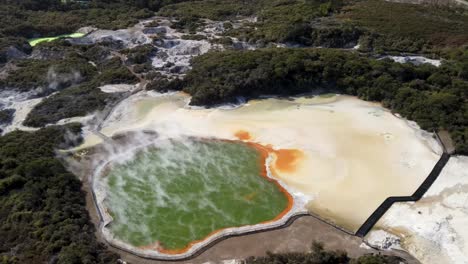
xmin=368 ymin=156 xmax=468 ymax=264
xmin=142 ymin=26 xmax=168 ymax=35
xmin=69 ymin=27 xmax=152 ymax=49
xmin=383 ymin=56 xmax=442 ymax=67
xmin=0 ymin=46 xmax=27 ymax=63
xmin=30 ymin=46 xmax=67 ymax=60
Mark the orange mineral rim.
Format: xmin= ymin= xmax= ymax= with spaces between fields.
xmin=138 ymin=133 xmax=296 ymax=255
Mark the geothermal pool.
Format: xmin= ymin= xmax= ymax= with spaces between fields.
xmin=103 ymin=139 xmax=290 ymax=252
xmin=28 ymin=32 xmax=85 ymax=47
xmin=81 ymin=92 xmax=441 ymax=257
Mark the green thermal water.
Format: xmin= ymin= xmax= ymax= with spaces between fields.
xmin=28 ymin=33 xmax=85 ymax=47
xmin=105 ymin=140 xmax=289 ymax=250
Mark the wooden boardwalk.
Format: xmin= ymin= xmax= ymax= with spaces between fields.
xmin=355 ymin=131 xmax=452 ymax=237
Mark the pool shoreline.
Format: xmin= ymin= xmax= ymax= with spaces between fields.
xmin=73 ymin=92 xmax=444 ymax=261
xmin=91 ymin=137 xmax=308 ymax=260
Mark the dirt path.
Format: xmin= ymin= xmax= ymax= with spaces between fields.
xmin=105 ymin=215 xmax=419 ymax=264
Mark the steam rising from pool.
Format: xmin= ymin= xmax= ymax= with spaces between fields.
xmin=102 ymin=138 xmax=289 ymax=250
xmin=79 ymin=91 xmax=441 ymax=258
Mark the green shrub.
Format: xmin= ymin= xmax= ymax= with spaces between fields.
xmin=342 ymin=0 xmax=468 ymax=52
xmin=1 ymin=56 xmax=97 ymax=92
xmin=23 ymin=82 xmax=121 ymax=127
xmin=0 ymin=125 xmax=118 ymax=263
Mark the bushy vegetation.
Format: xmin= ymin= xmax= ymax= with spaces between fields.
xmin=0 ymin=1 xmax=154 ymax=39
xmin=309 ymin=23 xmax=362 ymax=48
xmin=0 ymin=109 xmax=14 ymax=125
xmin=23 ymin=56 xmax=136 ymax=127
xmin=147 ymin=74 xmax=185 ymax=92
xmin=121 ymin=44 xmax=157 ymax=64
xmin=0 ymin=109 xmax=15 ymax=134
xmin=0 ymin=125 xmax=119 ymax=263
xmin=159 ymin=0 xmax=468 ymax=53
xmin=23 ymin=82 xmax=122 ymax=127
xmin=160 ymin=0 xmax=344 ymax=44
xmin=241 ymin=0 xmax=342 ymax=44
xmin=159 ymin=0 xmax=263 ymax=20
xmin=342 ymin=0 xmax=468 ymax=53
xmin=175 ymin=48 xmax=468 ymax=154
xmin=1 ymin=56 xmax=97 ymax=93
xmin=0 ymin=0 xmax=176 ymax=63
xmin=0 ymin=40 xmax=137 ymax=127
xmin=95 ymin=64 xmax=138 ymax=85
xmin=3 ymin=41 xmax=138 ymax=127
xmin=0 ymin=37 xmax=31 ymax=63
xmin=246 ymin=242 xmax=405 ymax=264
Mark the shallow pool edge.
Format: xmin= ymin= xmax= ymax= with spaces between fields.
xmin=91 ymin=139 xmax=310 ymax=260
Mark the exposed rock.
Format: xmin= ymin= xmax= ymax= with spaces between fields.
xmin=2 ymin=46 xmax=27 ymax=61
xmin=232 ymin=40 xmax=252 ymax=50
xmin=151 ymin=38 xmax=211 ymax=73
xmin=68 ymin=26 xmax=151 ymax=49
xmin=366 ymin=230 xmax=402 ymax=250
xmin=30 ymin=47 xmax=67 ymax=60
xmin=95 ymin=36 xmax=125 ymax=50
xmin=154 ymin=50 xmax=169 ymax=62
xmin=65 ymin=34 xmax=95 ymax=46
xmin=143 ymin=26 xmax=167 ymax=35
xmin=201 ymin=20 xmax=227 ymax=35
xmin=383 ymin=56 xmax=442 ymax=67
xmin=155 ymin=39 xmax=180 ymax=49
xmin=87 ymin=28 xmax=151 ymax=48
xmin=0 ymin=62 xmax=18 ymax=80
xmin=169 ymin=65 xmax=189 ymax=74
xmin=0 ymin=89 xmax=43 ymax=134
xmin=77 ymin=26 xmax=97 ymax=35
xmin=99 ymin=84 xmax=136 ymax=93
xmin=370 ymin=156 xmax=468 ymax=264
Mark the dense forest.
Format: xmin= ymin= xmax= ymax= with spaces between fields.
xmin=0 ymin=1 xmax=147 ymax=262
xmin=0 ymin=125 xmax=119 ymax=263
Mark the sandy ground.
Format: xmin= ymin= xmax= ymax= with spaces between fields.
xmin=77 ymin=92 xmax=441 ymax=233
xmin=368 ymin=155 xmax=468 ymax=264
